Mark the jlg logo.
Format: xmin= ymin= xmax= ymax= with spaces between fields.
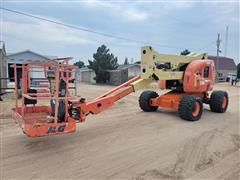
xmin=46 ymin=125 xmax=66 ymax=134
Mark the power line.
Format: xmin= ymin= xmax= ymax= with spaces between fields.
xmin=198 ymin=41 xmax=216 ymax=51
xmin=0 ymin=7 xmax=186 ymax=50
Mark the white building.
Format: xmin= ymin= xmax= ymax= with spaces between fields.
xmin=76 ymin=67 xmax=96 ymax=84
xmin=6 ymin=50 xmax=57 ymax=81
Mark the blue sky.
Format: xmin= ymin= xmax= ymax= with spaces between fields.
xmin=1 ymin=0 xmax=239 ymax=64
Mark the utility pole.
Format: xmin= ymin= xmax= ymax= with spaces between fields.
xmin=224 ymin=25 xmax=229 ymax=57
xmin=216 ymin=33 xmax=221 ymax=57
xmin=216 ymin=33 xmax=221 ymax=82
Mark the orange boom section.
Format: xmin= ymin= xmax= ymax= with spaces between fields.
xmin=73 ymin=76 xmax=140 ymax=122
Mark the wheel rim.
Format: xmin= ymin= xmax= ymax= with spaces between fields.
xmin=192 ymin=102 xmax=200 ymax=117
xmin=222 ymin=96 xmax=227 ymax=109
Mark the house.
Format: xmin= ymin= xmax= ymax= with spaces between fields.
xmin=107 ymin=68 xmax=128 ymax=85
xmin=75 ymin=64 xmax=140 ymax=85
xmin=76 ymin=67 xmax=96 ymax=84
xmin=0 ymin=41 xmax=7 ymax=94
xmin=208 ymin=56 xmax=237 ymax=82
xmin=107 ymin=64 xmax=141 ymax=85
xmin=117 ymin=64 xmax=141 ymax=79
xmin=6 ymin=50 xmax=57 ymax=82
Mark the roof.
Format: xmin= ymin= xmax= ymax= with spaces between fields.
xmin=44 ymin=55 xmax=58 ymax=59
xmin=105 ymin=69 xmax=121 ymax=72
xmin=208 ymin=55 xmax=237 ymax=71
xmin=78 ymin=67 xmax=94 ymax=72
xmin=6 ymin=50 xmax=54 ymax=60
xmin=117 ymin=64 xmax=141 ymax=70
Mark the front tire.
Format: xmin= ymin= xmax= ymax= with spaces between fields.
xmin=139 ymin=91 xmax=159 ymax=112
xmin=209 ymin=91 xmax=228 ymax=113
xmin=178 ymin=95 xmax=203 ymax=121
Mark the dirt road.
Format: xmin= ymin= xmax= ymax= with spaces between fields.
xmin=1 ymin=83 xmax=239 ymax=180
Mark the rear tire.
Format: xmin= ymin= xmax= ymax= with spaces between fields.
xmin=139 ymin=91 xmax=159 ymax=112
xmin=178 ymin=95 xmax=203 ymax=121
xmin=209 ymin=91 xmax=228 ymax=113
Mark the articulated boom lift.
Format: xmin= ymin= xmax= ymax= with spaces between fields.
xmin=12 ymin=46 xmax=228 ymax=137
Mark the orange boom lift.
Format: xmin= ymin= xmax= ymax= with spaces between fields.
xmin=11 ymin=46 xmax=229 ymax=137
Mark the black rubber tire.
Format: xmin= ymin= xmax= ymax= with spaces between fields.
xmin=209 ymin=91 xmax=228 ymax=113
xmin=50 ymin=100 xmax=65 ymax=122
xmin=139 ymin=91 xmax=159 ymax=112
xmin=178 ymin=95 xmax=203 ymax=121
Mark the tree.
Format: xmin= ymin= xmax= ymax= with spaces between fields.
xmin=124 ymin=57 xmax=129 ymax=65
xmin=181 ymin=49 xmax=191 ymax=55
xmin=237 ymin=63 xmax=240 ymax=78
xmin=88 ymin=44 xmax=118 ymax=83
xmin=74 ymin=60 xmax=85 ymax=68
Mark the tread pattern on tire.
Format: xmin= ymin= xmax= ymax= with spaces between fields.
xmin=209 ymin=90 xmax=228 ymax=113
xmin=139 ymin=91 xmax=159 ymax=112
xmin=178 ymin=95 xmax=203 ymax=121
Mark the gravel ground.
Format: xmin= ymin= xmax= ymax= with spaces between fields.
xmin=0 ymin=82 xmax=239 ymax=180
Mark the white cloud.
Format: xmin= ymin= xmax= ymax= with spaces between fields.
xmin=210 ymin=2 xmax=239 ymax=28
xmin=1 ymin=12 xmax=139 ymax=57
xmin=82 ymin=0 xmax=148 ymax=22
xmin=1 ymin=1 xmax=238 ymax=62
xmin=161 ymin=0 xmax=194 ymax=10
xmin=2 ymin=14 xmax=97 ymax=45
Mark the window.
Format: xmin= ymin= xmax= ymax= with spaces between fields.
xmin=204 ymin=66 xmax=209 ymax=78
xmin=218 ymin=73 xmax=223 ymax=77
